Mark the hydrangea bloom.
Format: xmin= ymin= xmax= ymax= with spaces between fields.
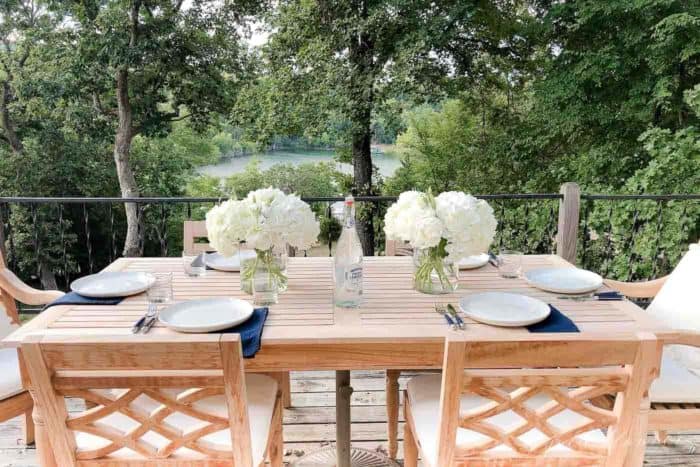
xmin=206 ymin=187 xmax=320 ymax=255
xmin=384 ymin=190 xmax=497 ymax=261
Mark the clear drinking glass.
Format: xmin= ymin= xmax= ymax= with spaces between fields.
xmin=182 ymin=251 xmax=206 ymax=277
xmin=253 ymin=264 xmax=279 ymax=306
xmin=147 ymin=272 xmax=173 ymax=305
xmin=498 ymin=250 xmax=523 ymax=278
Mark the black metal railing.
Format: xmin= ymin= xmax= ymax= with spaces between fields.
xmin=578 ymin=193 xmax=700 ymax=281
xmin=0 ymin=191 xmax=697 ymax=306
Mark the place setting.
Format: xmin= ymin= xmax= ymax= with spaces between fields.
xmin=156 ymin=296 xmax=269 ymax=358
xmin=441 ymin=250 xmax=624 ymax=332
xmin=382 ymin=192 xmax=622 ymax=334
xmin=45 ymin=270 xmax=158 ymax=308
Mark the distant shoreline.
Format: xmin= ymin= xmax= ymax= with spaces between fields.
xmin=199 ymin=147 xmax=402 ymax=179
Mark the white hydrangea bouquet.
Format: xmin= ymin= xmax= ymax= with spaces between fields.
xmin=206 ymin=188 xmax=320 ymax=298
xmin=384 ymin=190 xmax=497 ymax=294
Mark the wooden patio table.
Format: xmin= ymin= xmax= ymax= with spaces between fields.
xmin=3 ymin=255 xmax=671 ymax=466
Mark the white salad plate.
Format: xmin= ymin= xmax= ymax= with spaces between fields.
xmin=159 ymin=298 xmax=254 ymax=333
xmin=459 ymin=292 xmax=550 ymax=327
xmin=525 ymin=267 xmax=603 ymax=294
xmin=70 ymin=271 xmax=156 ymax=298
xmin=205 ymin=250 xmax=257 ymax=272
xmin=458 ymin=254 xmax=489 ymax=270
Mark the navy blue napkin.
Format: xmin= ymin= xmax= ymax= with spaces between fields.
xmin=44 ymin=292 xmax=125 ymax=310
xmin=527 ymin=305 xmax=580 ymax=333
xmin=219 ymin=307 xmax=268 ymax=358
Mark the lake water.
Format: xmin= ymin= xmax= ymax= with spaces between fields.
xmin=198 ymin=149 xmax=402 ymax=178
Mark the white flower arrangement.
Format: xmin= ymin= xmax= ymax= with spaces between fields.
xmin=205 ymin=187 xmax=321 ymax=257
xmin=384 ymin=190 xmax=497 ymax=293
xmin=384 ymin=190 xmax=497 ymax=260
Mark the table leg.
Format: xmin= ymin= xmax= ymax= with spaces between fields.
xmin=336 ymin=370 xmax=353 ymax=467
xmin=31 ymin=401 xmax=57 ymax=467
xmin=286 ymin=370 xmax=398 ymax=467
xmin=19 ymin=348 xmax=57 ymax=467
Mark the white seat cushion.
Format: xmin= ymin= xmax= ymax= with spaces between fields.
xmin=75 ymin=374 xmax=278 ymax=464
xmin=406 ymin=374 xmax=607 ymax=466
xmin=646 ymin=245 xmax=700 ymax=370
xmin=650 ymin=351 xmax=700 ymax=403
xmin=0 ymin=348 xmax=23 ymax=400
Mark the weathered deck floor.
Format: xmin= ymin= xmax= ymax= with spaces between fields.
xmin=2 ymin=370 xmax=700 ymax=466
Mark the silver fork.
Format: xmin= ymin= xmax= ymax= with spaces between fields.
xmin=141 ymin=304 xmax=159 ymax=334
xmin=446 ymin=304 xmax=466 ymax=330
xmin=132 ymin=304 xmax=157 ymax=334
xmin=435 ymin=303 xmax=459 ymax=330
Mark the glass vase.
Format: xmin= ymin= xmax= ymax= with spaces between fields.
xmin=412 ymin=246 xmax=459 ymax=294
xmin=241 ymin=247 xmax=288 ymax=303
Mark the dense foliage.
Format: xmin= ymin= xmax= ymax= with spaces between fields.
xmin=0 ymin=0 xmax=697 ymax=286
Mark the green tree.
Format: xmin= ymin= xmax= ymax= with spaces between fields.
xmin=529 ymin=0 xmax=700 ymax=190
xmin=59 ymin=0 xmax=261 ymax=256
xmin=254 ymin=0 xmax=526 ymax=254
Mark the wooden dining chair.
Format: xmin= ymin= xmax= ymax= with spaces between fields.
xmin=403 ymin=332 xmax=661 ymax=467
xmin=183 ymin=220 xmax=213 ymax=255
xmin=0 ymin=249 xmax=64 ymax=445
xmin=21 ymin=334 xmax=284 ymax=467
xmin=182 ymin=220 xmax=293 ymax=409
xmin=601 ymin=242 xmax=700 ymax=444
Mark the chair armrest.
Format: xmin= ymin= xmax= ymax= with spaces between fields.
xmin=662 ymin=331 xmax=700 ymax=348
xmin=0 ymin=269 xmax=64 ymax=306
xmin=604 ymin=276 xmax=668 ymax=299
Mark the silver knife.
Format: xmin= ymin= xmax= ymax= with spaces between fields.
xmin=556 ymin=292 xmax=623 ymax=301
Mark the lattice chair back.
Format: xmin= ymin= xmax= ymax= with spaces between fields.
xmin=22 ymin=334 xmax=272 ymax=467
xmin=183 ymin=220 xmax=211 ymax=255
xmin=422 ymin=333 xmax=660 ymax=467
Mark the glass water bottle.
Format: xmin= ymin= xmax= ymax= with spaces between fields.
xmin=334 ymin=195 xmax=363 ymax=307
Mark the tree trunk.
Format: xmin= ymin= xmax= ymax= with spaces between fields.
xmin=40 ymin=262 xmax=57 ymax=290
xmin=348 ymin=3 xmax=375 ymax=256
xmin=114 ymin=69 xmax=143 ymax=257
xmin=352 ymin=109 xmax=375 ymax=255
xmin=1 ymin=81 xmax=23 ymax=154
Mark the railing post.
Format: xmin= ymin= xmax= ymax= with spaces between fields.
xmin=556 ymin=182 xmax=581 ymax=264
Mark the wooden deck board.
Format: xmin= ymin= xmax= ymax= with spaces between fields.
xmin=1 ymin=370 xmax=700 ymax=466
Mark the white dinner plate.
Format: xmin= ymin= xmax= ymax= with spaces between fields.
xmin=70 ymin=271 xmax=156 ymax=298
xmin=459 ymin=292 xmax=550 ymax=327
xmin=159 ymin=298 xmax=254 ymax=333
xmin=458 ymin=254 xmax=489 ymax=270
xmin=525 ymin=267 xmax=603 ymax=294
xmin=205 ymin=250 xmax=257 ymax=272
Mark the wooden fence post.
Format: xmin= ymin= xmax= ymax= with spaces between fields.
xmin=556 ymin=182 xmax=581 ymax=264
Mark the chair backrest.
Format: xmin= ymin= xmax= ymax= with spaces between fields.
xmin=183 ymin=220 xmax=212 ymax=255
xmin=647 ymin=243 xmax=700 ymax=369
xmin=428 ymin=333 xmax=660 ymax=466
xmin=384 ymin=239 xmax=413 ymax=257
xmin=22 ymin=334 xmax=256 ymax=466
xmin=0 ymin=246 xmax=63 ymax=337
xmin=0 ymin=246 xmax=18 ymax=337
